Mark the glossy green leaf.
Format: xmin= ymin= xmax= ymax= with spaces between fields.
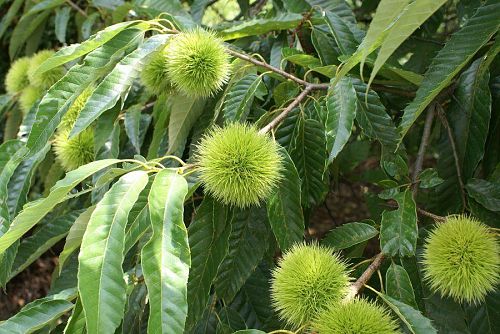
xmin=380 ymin=189 xmax=417 ymax=257
xmin=78 ymin=171 xmax=148 ymax=334
xmin=418 ymin=169 xmax=444 ymax=189
xmin=186 ymin=197 xmax=231 ymax=329
xmin=0 ymin=0 xmax=24 ymax=38
xmin=325 ymin=77 xmax=357 ymax=161
xmin=123 ymin=183 xmax=151 ymax=254
xmin=0 ymin=159 xmax=120 ymax=255
xmin=33 ymin=21 xmax=147 ymax=76
xmin=218 ymin=13 xmax=303 ymax=40
xmin=0 ymin=140 xmax=25 ymax=286
xmin=141 ymin=170 xmax=190 ymax=334
xmin=399 ymin=0 xmax=500 ymax=140
xmin=230 ymin=264 xmax=276 ymax=330
xmin=26 ymin=28 xmax=144 ymax=157
xmin=465 ymin=178 xmax=500 ymax=212
xmin=0 ymin=290 xmax=75 ymax=334
xmin=386 ymin=263 xmax=418 ymax=309
xmin=223 ymin=74 xmax=263 ymax=123
xmin=215 ymin=207 xmax=270 ymax=303
xmin=63 ymin=298 xmax=86 ymax=334
xmin=58 ymin=206 xmax=95 ymax=272
xmin=378 ymin=293 xmax=437 ymax=334
xmin=324 ymin=11 xmax=362 ymax=56
xmin=22 ymin=0 xmax=65 ymax=17
xmin=124 ymin=105 xmax=143 ymax=153
xmin=359 ymin=0 xmax=411 ymax=72
xmin=447 ymin=57 xmax=493 ymax=180
xmin=55 ymin=6 xmax=71 ymax=44
xmin=8 ymin=9 xmax=50 ymax=59
xmin=466 ymin=290 xmax=500 ymax=334
xmin=290 ymin=117 xmax=329 ymax=207
xmin=147 ymin=94 xmax=170 ymax=159
xmin=70 ymin=34 xmax=170 ymax=137
xmin=352 ymin=79 xmax=399 ymax=151
xmin=322 ymin=222 xmax=378 ymax=250
xmin=267 ymin=147 xmax=304 ymax=251
xmin=7 ymin=145 xmax=49 ymax=218
xmin=167 ymin=95 xmax=205 ymax=155
xmin=368 ymin=0 xmax=447 ymax=88
xmin=9 ymin=210 xmax=83 ymax=279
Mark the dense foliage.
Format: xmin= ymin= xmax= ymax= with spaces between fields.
xmin=0 ymin=0 xmax=499 ymax=333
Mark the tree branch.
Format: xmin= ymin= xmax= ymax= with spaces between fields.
xmin=65 ymin=0 xmax=88 ymax=17
xmin=436 ymin=104 xmax=467 ymax=209
xmin=385 ymin=201 xmax=445 ymax=221
xmin=417 ymin=207 xmax=446 ymax=222
xmin=259 ymin=85 xmax=313 ymax=134
xmin=346 ymin=252 xmax=385 ymax=300
xmin=412 ymin=104 xmax=435 ymax=196
xmin=226 ymin=48 xmax=329 ymax=90
xmin=226 ymin=49 xmax=329 ymax=133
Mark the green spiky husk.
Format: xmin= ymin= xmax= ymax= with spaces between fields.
xmin=271 ymin=243 xmax=351 ymax=328
xmin=312 ymin=298 xmax=400 ymax=334
xmin=422 ymin=215 xmax=499 ymax=304
xmin=60 ymin=86 xmax=94 ymax=131
xmin=27 ymin=50 xmax=65 ymax=89
xmin=166 ymin=28 xmax=230 ymax=97
xmin=19 ymin=85 xmax=43 ymax=114
xmin=5 ymin=57 xmax=31 ymax=95
xmin=53 ymin=128 xmax=95 ymax=172
xmin=196 ymin=123 xmax=282 ymax=208
xmin=141 ymin=48 xmax=173 ymax=96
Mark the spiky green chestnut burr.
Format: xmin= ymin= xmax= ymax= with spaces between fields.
xmin=166 ymin=28 xmax=230 ymax=97
xmin=270 ymin=243 xmax=351 ymax=328
xmin=19 ymin=85 xmax=43 ymax=114
xmin=60 ymin=87 xmax=93 ymax=131
xmin=422 ymin=215 xmax=499 ymax=304
xmin=53 ymin=128 xmax=95 ymax=171
xmin=141 ymin=48 xmax=173 ymax=95
xmin=196 ymin=123 xmax=282 ymax=208
xmin=5 ymin=57 xmax=31 ymax=95
xmin=27 ymin=50 xmax=65 ymax=89
xmin=312 ymin=298 xmax=399 ymax=334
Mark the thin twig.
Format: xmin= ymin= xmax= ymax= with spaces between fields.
xmin=412 ymin=104 xmax=435 ymax=195
xmin=436 ymin=104 xmax=467 ymax=209
xmin=226 ymin=48 xmax=329 ymax=90
xmin=227 ymin=48 xmax=308 ymax=86
xmin=346 ymin=253 xmax=385 ymax=300
xmin=259 ymin=86 xmax=313 ymax=134
xmin=385 ymin=201 xmax=446 ymax=221
xmin=417 ymin=207 xmax=446 ymax=222
xmin=65 ymin=0 xmax=88 ymax=17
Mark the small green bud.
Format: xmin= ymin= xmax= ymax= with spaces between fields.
xmin=141 ymin=48 xmax=173 ymax=96
xmin=19 ymin=85 xmax=43 ymax=115
xmin=53 ymin=87 xmax=96 ymax=171
xmin=422 ymin=215 xmax=499 ymax=304
xmin=312 ymin=298 xmax=400 ymax=334
xmin=166 ymin=28 xmax=230 ymax=97
xmin=53 ymin=128 xmax=95 ymax=172
xmin=196 ymin=123 xmax=282 ymax=208
xmin=270 ymin=243 xmax=351 ymax=328
xmin=60 ymin=87 xmax=94 ymax=131
xmin=27 ymin=50 xmax=65 ymax=89
xmin=5 ymin=57 xmax=31 ymax=95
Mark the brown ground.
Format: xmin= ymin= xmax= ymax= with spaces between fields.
xmin=0 ymin=255 xmax=57 ymax=320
